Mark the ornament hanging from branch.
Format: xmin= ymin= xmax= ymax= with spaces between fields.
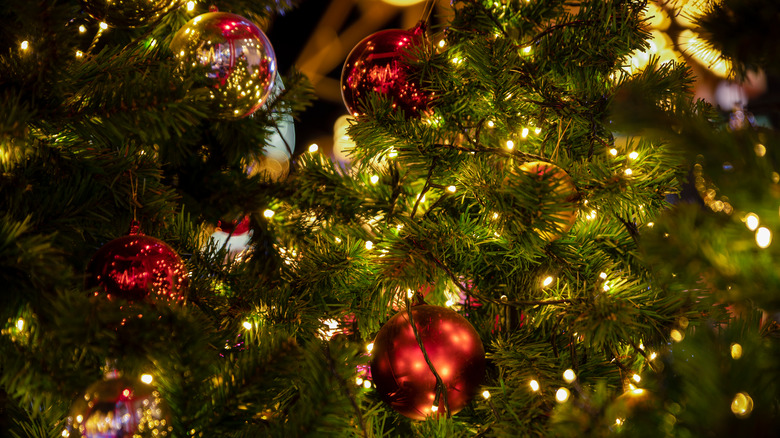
xmin=341 ymin=22 xmax=433 ymax=118
xmin=370 ymin=304 xmax=485 ymax=420
xmin=171 ymin=8 xmax=277 ymax=119
xmin=85 ymin=221 xmax=189 ymax=304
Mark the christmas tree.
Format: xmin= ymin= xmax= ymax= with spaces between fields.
xmin=1 ymin=0 xmax=778 ymax=437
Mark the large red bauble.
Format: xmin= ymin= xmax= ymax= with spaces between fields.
xmin=341 ymin=24 xmax=432 ymax=117
xmin=85 ymin=230 xmax=188 ymax=304
xmin=370 ymin=305 xmax=485 ymax=420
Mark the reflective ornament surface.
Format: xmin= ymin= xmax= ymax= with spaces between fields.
xmin=341 ymin=23 xmax=431 ymax=117
xmin=82 ymin=0 xmax=178 ymax=28
xmin=245 ymin=74 xmax=295 ymax=179
xmin=518 ymin=161 xmax=578 ymax=241
xmin=67 ymin=375 xmax=172 ymax=437
xmin=370 ymin=305 xmax=485 ymax=420
xmin=85 ymin=227 xmax=188 ymax=304
xmin=171 ymin=11 xmax=277 ymax=119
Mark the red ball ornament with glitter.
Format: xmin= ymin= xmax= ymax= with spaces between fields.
xmin=341 ymin=23 xmax=432 ymax=117
xmin=370 ymin=304 xmax=485 ymax=420
xmin=85 ymin=222 xmax=188 ymax=304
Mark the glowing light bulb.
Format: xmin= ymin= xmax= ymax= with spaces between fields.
xmin=649 ymin=352 xmax=657 ymax=360
xmin=756 ymin=227 xmax=772 ymax=248
xmin=186 ymin=1 xmax=195 ymax=11
xmin=242 ymin=321 xmax=252 ymax=330
xmin=534 ymin=127 xmax=542 ymax=134
xmin=370 ymin=175 xmax=379 ymax=184
xmin=670 ymin=329 xmax=683 ymax=342
xmin=487 ymin=120 xmax=494 ymax=128
xmin=647 ymin=222 xmax=654 ymax=228
xmin=78 ymin=25 xmax=87 ymax=33
xmin=632 ymin=374 xmax=641 ymax=383
xmin=556 ymin=387 xmax=570 ymax=403
xmin=745 ymin=213 xmax=759 ymax=230
xmin=521 ymin=128 xmax=529 ymax=138
xmin=615 ymin=418 xmax=624 ymax=426
xmin=628 ymin=151 xmax=639 ymax=160
xmin=140 ymin=374 xmax=153 ymax=384
xmin=438 ymin=39 xmax=446 ymax=48
xmin=75 ymin=50 xmax=83 ymax=58
xmin=731 ymin=392 xmax=754 ymax=418
xmin=755 ymin=143 xmax=766 ymax=157
xmin=308 ymin=144 xmax=319 ymax=153
xmin=609 ymin=148 xmax=618 ymax=156
xmin=447 ymin=185 xmax=456 ymax=193
xmin=356 ymin=377 xmax=364 ymax=386
xmin=430 ymin=405 xmax=439 ymax=412
xmin=263 ymin=209 xmax=275 ymax=218
xmin=563 ymin=369 xmax=576 ymax=383
xmin=506 ymin=140 xmax=515 ymax=150
xmin=365 ymin=241 xmax=374 ymax=250
xmin=363 ymin=380 xmax=372 ymax=389
xmin=625 ymin=168 xmax=633 ymax=176
xmin=731 ymin=343 xmax=743 ymax=359
xmin=599 ymin=272 xmax=607 ymax=279
xmin=366 ymin=343 xmax=374 ymax=353
xmin=542 ymin=276 xmax=554 ymax=287
xmin=482 ymin=390 xmax=491 ymax=399
xmin=99 ymin=22 xmax=108 ymax=30
xmin=20 ymin=41 xmax=29 ymax=50
xmin=530 ymin=380 xmax=540 ymax=391
xmin=15 ymin=318 xmax=24 ymax=330
xmin=522 ymin=46 xmax=532 ymax=54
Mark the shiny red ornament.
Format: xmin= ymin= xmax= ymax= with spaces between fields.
xmin=85 ymin=225 xmax=188 ymax=304
xmin=370 ymin=304 xmax=485 ymax=420
xmin=341 ymin=23 xmax=432 ymax=117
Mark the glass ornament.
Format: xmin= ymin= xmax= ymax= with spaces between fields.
xmin=370 ymin=304 xmax=485 ymax=420
xmin=82 ymin=0 xmax=178 ymax=28
xmin=85 ymin=223 xmax=188 ymax=304
xmin=67 ymin=374 xmax=172 ymax=437
xmin=170 ymin=10 xmax=277 ymax=119
xmin=341 ymin=23 xmax=432 ymax=117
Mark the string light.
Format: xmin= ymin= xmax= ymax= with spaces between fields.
xmin=447 ymin=185 xmax=456 ymax=193
xmin=534 ymin=127 xmax=542 ymax=134
xmin=615 ymin=418 xmax=624 ymax=426
xmin=15 ymin=318 xmax=24 ymax=331
xmin=366 ymin=343 xmax=374 ymax=353
xmin=363 ymin=380 xmax=372 ymax=389
xmin=529 ymin=380 xmax=540 ymax=391
xmin=628 ymin=151 xmax=639 ymax=160
xmin=99 ymin=22 xmax=108 ymax=30
xmin=263 ymin=209 xmax=275 ymax=218
xmin=609 ymin=148 xmax=618 ymax=156
xmin=542 ymin=276 xmax=554 ymax=287
xmin=20 ymin=41 xmax=29 ymax=50
xmin=506 ymin=140 xmax=515 ymax=150
xmin=370 ymin=175 xmax=379 ymax=184
xmin=670 ymin=329 xmax=684 ymax=342
xmin=438 ymin=39 xmax=446 ymax=48
xmin=242 ymin=321 xmax=253 ymax=330
xmin=356 ymin=377 xmax=364 ymax=386
xmin=365 ymin=240 xmax=374 ymax=250
xmin=521 ymin=46 xmax=532 ymax=54
xmin=308 ymin=143 xmax=319 ymax=153
xmin=140 ymin=374 xmax=153 ymax=384
xmin=745 ymin=213 xmax=759 ymax=230
xmin=731 ymin=343 xmax=743 ymax=360
xmin=521 ymin=127 xmax=529 ymax=138
xmin=186 ymin=1 xmax=196 ymax=11
xmin=563 ymin=369 xmax=576 ymax=383
xmin=431 ymin=405 xmax=439 ymax=413
xmin=599 ymin=272 xmax=607 ymax=280
xmin=78 ymin=25 xmax=87 ymax=33
xmin=755 ymin=143 xmax=766 ymax=157
xmin=647 ymin=222 xmax=654 ymax=228
xmin=487 ymin=120 xmax=494 ymax=128
xmin=482 ymin=390 xmax=491 ymax=399
xmin=624 ymin=168 xmax=633 ymax=176
xmin=756 ymin=227 xmax=772 ymax=248
xmin=555 ymin=387 xmax=570 ymax=403
xmin=632 ymin=374 xmax=641 ymax=383
xmin=649 ymin=352 xmax=657 ymax=360
xmin=731 ymin=392 xmax=754 ymax=418
xmin=75 ymin=50 xmax=83 ymax=58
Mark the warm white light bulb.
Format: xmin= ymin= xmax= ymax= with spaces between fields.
xmin=556 ymin=387 xmax=570 ymax=402
xmin=186 ymin=1 xmax=196 ymax=11
xmin=563 ymin=369 xmax=576 ymax=383
xmin=628 ymin=151 xmax=639 ymax=160
xmin=242 ymin=321 xmax=253 ymax=330
xmin=530 ymin=380 xmax=540 ymax=391
xmin=745 ymin=213 xmax=759 ymax=231
xmin=506 ymin=140 xmax=515 ymax=150
xmin=542 ymin=276 xmax=554 ymax=287
xmin=20 ymin=41 xmax=29 ymax=50
xmin=365 ymin=241 xmax=374 ymax=250
xmin=99 ymin=22 xmax=108 ymax=30
xmin=140 ymin=374 xmax=153 ymax=384
xmin=370 ymin=175 xmax=379 ymax=184
xmin=482 ymin=390 xmax=491 ymax=399
xmin=308 ymin=143 xmax=319 ymax=153
xmin=756 ymin=227 xmax=772 ymax=248
xmin=263 ymin=209 xmax=275 ymax=218
xmin=447 ymin=185 xmax=457 ymax=193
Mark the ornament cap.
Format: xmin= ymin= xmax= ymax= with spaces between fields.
xmin=209 ymin=5 xmax=218 ymax=12
xmin=128 ymin=220 xmax=142 ymax=236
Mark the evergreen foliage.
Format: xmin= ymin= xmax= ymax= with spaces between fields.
xmin=1 ymin=0 xmax=778 ymax=436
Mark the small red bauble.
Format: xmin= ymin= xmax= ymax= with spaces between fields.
xmin=341 ymin=23 xmax=432 ymax=117
xmin=370 ymin=305 xmax=485 ymax=420
xmin=85 ymin=226 xmax=188 ymax=304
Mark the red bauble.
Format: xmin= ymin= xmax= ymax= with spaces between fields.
xmin=341 ymin=23 xmax=432 ymax=117
xmin=85 ymin=227 xmax=188 ymax=304
xmin=370 ymin=305 xmax=485 ymax=420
